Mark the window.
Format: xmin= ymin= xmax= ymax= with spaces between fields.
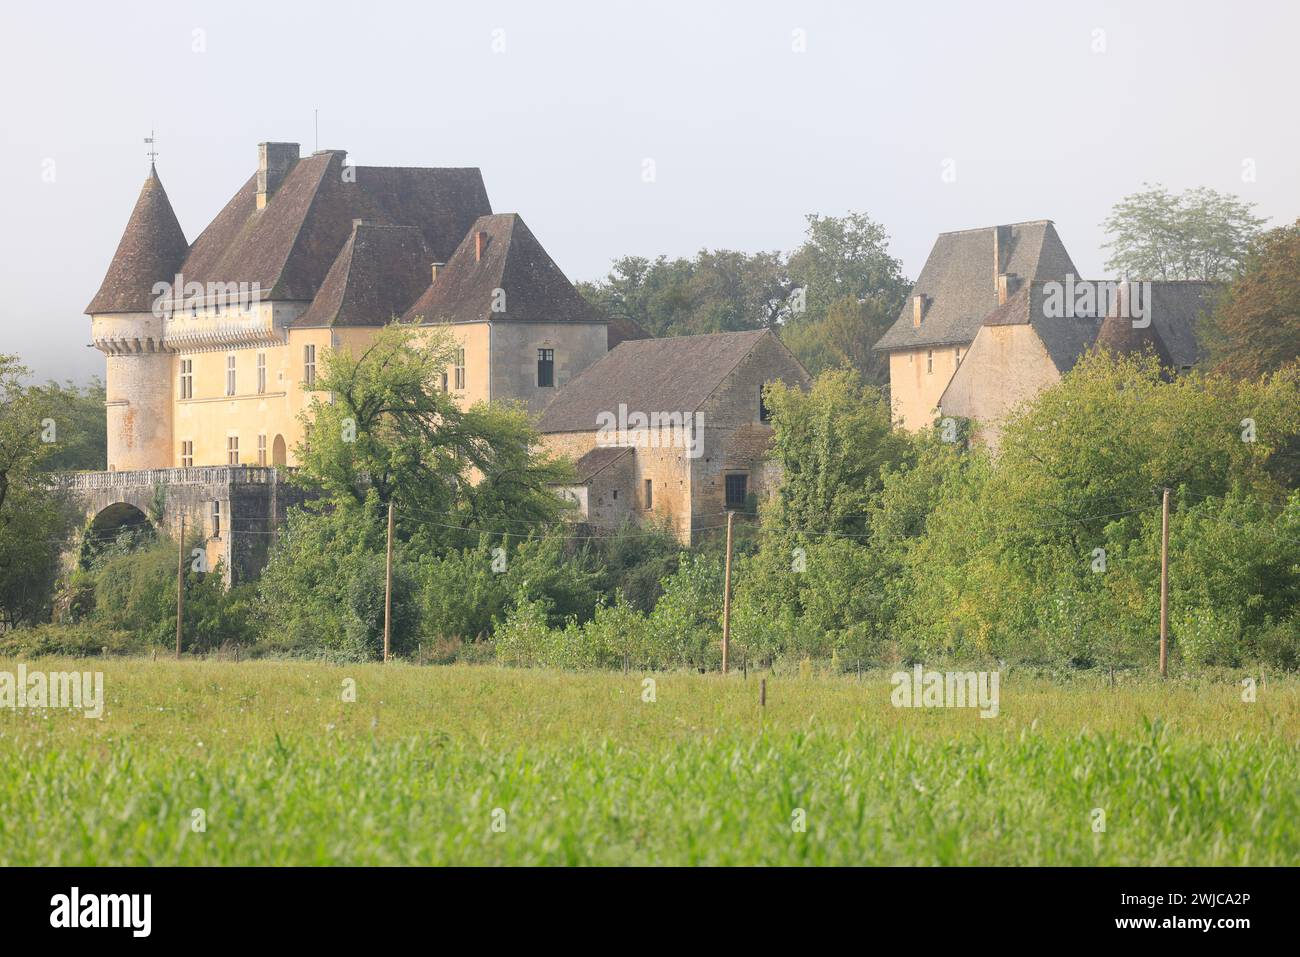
xmin=955 ymin=347 xmax=963 ymax=367
xmin=537 ymin=348 xmax=554 ymax=388
xmin=725 ymin=473 xmax=749 ymax=510
xmin=612 ymin=489 xmax=618 ymax=501
xmin=226 ymin=436 xmax=240 ymax=465
xmin=759 ymin=384 xmax=771 ymax=422
xmin=180 ymin=440 xmax=193 ymax=468
xmin=926 ymin=349 xmax=934 ymax=374
xmin=453 ymin=347 xmax=466 ymax=391
xmin=180 ymin=359 xmax=193 ymax=399
xmin=257 ymin=434 xmax=267 ymax=466
xmin=643 ymin=479 xmax=653 ymax=510
xmin=440 ymin=371 xmax=449 ymax=392
xmin=226 ymin=353 xmax=236 ymax=396
xmin=211 ymin=500 xmax=221 ymax=538
xmin=303 ymin=344 xmax=316 ymax=388
xmin=257 ymin=352 xmax=267 ymax=394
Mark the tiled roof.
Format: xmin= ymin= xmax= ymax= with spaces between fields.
xmin=129 ymin=149 xmax=491 ymax=307
xmin=1094 ymin=281 xmax=1219 ymax=369
xmin=402 ymin=213 xmax=606 ymax=325
xmin=570 ymin=446 xmax=633 ymax=483
xmin=537 ymin=329 xmax=772 ymax=434
xmin=85 ymin=167 xmax=189 ymax=314
xmin=874 ymin=221 xmax=1078 ymax=352
xmin=292 ymin=224 xmax=435 ymax=328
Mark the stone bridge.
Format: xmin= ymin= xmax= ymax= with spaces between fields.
xmin=59 ymin=466 xmax=312 ymax=583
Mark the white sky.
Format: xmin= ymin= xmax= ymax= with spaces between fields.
xmin=2 ymin=0 xmax=1297 ymax=383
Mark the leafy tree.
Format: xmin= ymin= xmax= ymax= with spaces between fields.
xmin=0 ymin=355 xmax=79 ymax=627
xmin=578 ymin=212 xmax=908 ymax=384
xmin=1203 ymin=220 xmax=1300 ymax=379
xmin=28 ymin=378 xmax=107 ymax=472
xmin=762 ymin=369 xmax=913 ymax=537
xmin=1101 ymin=184 xmax=1267 ymax=280
xmin=294 ymin=322 xmax=573 ymax=552
xmin=785 ymin=212 xmax=909 ymax=327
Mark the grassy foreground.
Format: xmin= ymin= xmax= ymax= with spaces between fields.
xmin=0 ymin=658 xmax=1297 ymax=865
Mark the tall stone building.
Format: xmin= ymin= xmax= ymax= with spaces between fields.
xmin=75 ymin=140 xmax=798 ymax=577
xmin=872 ymin=221 xmax=1078 ymax=430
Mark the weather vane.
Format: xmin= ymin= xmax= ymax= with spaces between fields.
xmin=145 ymin=129 xmax=158 ymax=168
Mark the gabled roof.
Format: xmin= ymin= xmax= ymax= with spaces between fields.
xmin=1094 ymin=281 xmax=1219 ymax=369
xmin=170 ymin=151 xmax=491 ymax=302
xmin=983 ymin=281 xmax=1104 ymax=374
xmin=402 ymin=213 xmax=606 ymax=325
xmin=874 ymin=220 xmax=1078 ymax=352
xmin=608 ymin=316 xmax=652 ymax=349
xmin=86 ymin=167 xmax=189 ymax=314
xmin=292 ymin=224 xmax=435 ymax=328
xmin=538 ymin=328 xmax=774 ymax=433
xmin=570 ymin=446 xmax=634 ymax=483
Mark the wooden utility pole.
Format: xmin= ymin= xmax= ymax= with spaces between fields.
xmin=383 ymin=498 xmax=395 ymax=663
xmin=721 ymin=510 xmax=735 ymax=674
xmin=175 ymin=516 xmax=184 ymax=660
xmin=1159 ymin=487 xmax=1170 ymax=677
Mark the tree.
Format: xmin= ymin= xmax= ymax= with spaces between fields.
xmin=577 ymin=212 xmax=909 ymax=385
xmin=1101 ymin=184 xmax=1267 ymax=280
xmin=0 ymin=355 xmax=79 ymax=627
xmin=294 ymin=322 xmax=573 ymax=550
xmin=761 ymin=369 xmax=913 ymax=538
xmin=785 ymin=212 xmax=909 ymax=327
xmin=1203 ymin=220 xmax=1300 ymax=379
xmin=28 ymin=378 xmax=107 ymax=472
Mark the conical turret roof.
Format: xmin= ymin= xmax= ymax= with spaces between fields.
xmin=85 ymin=166 xmax=189 ymax=314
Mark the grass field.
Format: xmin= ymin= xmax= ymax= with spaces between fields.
xmin=1 ymin=658 xmax=1297 ymax=865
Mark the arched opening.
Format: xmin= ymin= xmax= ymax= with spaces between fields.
xmin=81 ymin=502 xmax=154 ymax=568
xmin=272 ymin=434 xmax=287 ymax=466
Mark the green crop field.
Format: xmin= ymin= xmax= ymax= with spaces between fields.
xmin=0 ymin=658 xmax=1297 ymax=866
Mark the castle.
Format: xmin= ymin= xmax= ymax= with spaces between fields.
xmin=78 ymin=142 xmax=807 ymax=577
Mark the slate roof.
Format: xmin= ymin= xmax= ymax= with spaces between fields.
xmin=85 ymin=167 xmax=189 ymax=314
xmin=982 ymin=281 xmax=1105 ymax=374
xmin=570 ymin=446 xmax=633 ymax=483
xmin=292 ymin=224 xmax=435 ymax=328
xmin=92 ymin=149 xmax=493 ymax=314
xmin=537 ymin=329 xmax=773 ymax=434
xmin=608 ymin=316 xmax=651 ymax=349
xmin=402 ymin=214 xmax=606 ymax=325
xmin=1093 ymin=281 xmax=1218 ymax=368
xmin=874 ymin=221 xmax=1078 ymax=352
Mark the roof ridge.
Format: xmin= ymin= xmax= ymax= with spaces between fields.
xmin=937 ymin=219 xmax=1055 ymax=236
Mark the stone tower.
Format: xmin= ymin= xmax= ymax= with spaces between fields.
xmin=85 ymin=165 xmax=189 ymax=471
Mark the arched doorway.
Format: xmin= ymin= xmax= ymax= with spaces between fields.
xmin=272 ymin=434 xmax=287 ymax=466
xmin=81 ymin=502 xmax=154 ymax=568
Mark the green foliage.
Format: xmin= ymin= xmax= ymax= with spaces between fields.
xmin=762 ymin=368 xmax=912 ymax=537
xmin=1101 ymin=183 xmax=1266 ymax=280
xmin=295 ymin=322 xmax=572 ymax=552
xmin=1204 ymin=219 xmax=1300 ymax=379
xmin=27 ymin=377 xmax=107 ymax=472
xmin=578 ymin=212 xmax=908 ymax=384
xmin=0 ymin=355 xmax=82 ymax=627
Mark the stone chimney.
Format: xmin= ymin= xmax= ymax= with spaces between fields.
xmin=257 ymin=142 xmax=300 ymax=210
xmin=993 ymin=224 xmax=1011 ymax=290
xmin=430 ymin=262 xmax=445 ymax=283
xmin=912 ymin=294 xmax=927 ymax=327
xmin=475 ymin=230 xmax=488 ymax=262
xmin=997 ymin=273 xmax=1019 ymax=305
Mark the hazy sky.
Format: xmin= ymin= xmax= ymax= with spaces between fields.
xmin=2 ymin=0 xmax=1296 ymax=383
